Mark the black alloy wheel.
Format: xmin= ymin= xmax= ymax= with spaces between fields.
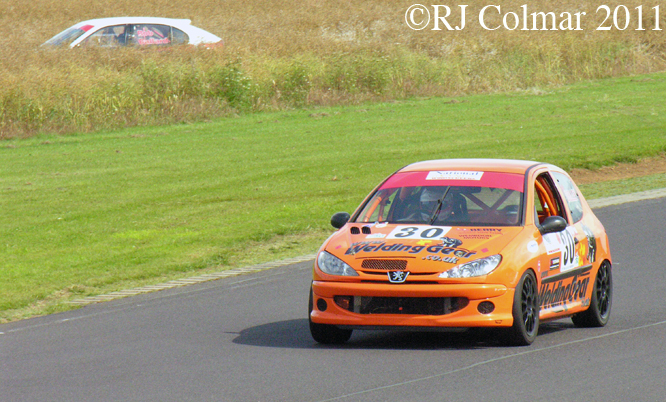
xmin=505 ymin=270 xmax=539 ymax=346
xmin=572 ymin=261 xmax=612 ymax=327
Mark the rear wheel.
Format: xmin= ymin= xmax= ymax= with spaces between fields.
xmin=504 ymin=270 xmax=539 ymax=346
xmin=309 ymin=288 xmax=352 ymax=344
xmin=572 ymin=261 xmax=612 ymax=327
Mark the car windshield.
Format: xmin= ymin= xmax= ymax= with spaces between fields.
xmin=42 ymin=26 xmax=89 ymax=46
xmin=355 ymin=171 xmax=524 ymax=226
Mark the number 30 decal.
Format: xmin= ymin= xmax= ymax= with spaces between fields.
xmin=544 ymin=226 xmax=580 ymax=272
xmin=559 ymin=228 xmax=580 ymax=272
xmin=387 ymin=225 xmax=452 ymax=239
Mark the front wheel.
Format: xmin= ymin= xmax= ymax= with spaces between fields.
xmin=309 ymin=288 xmax=352 ymax=344
xmin=572 ymin=261 xmax=612 ymax=327
xmin=504 ymin=270 xmax=539 ymax=346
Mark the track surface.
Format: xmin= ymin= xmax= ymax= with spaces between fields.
xmin=2 ymin=197 xmax=666 ymax=401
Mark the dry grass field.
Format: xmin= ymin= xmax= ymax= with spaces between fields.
xmin=1 ymin=0 xmax=665 ymax=138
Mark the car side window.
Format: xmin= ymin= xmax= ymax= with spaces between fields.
xmin=534 ymin=173 xmax=566 ymax=224
xmin=551 ymin=172 xmax=584 ymax=222
xmin=172 ymin=28 xmax=189 ymax=45
xmin=127 ymin=24 xmax=172 ymax=46
xmin=360 ymin=188 xmax=399 ymax=223
xmin=82 ymin=25 xmax=127 ymax=47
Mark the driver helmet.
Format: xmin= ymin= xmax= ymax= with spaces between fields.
xmin=420 ymin=187 xmax=448 ymax=213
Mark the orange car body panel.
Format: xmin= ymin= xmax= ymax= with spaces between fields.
xmin=311 ymin=159 xmax=612 ymax=329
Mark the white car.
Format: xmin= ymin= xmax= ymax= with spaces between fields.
xmin=42 ymin=17 xmax=222 ymax=48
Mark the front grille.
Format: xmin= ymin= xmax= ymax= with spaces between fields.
xmin=361 ymin=259 xmax=407 ymax=270
xmin=360 ymin=271 xmax=437 ymax=276
xmin=334 ymin=296 xmax=469 ymax=315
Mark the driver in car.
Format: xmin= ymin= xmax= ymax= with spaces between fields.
xmin=404 ymin=187 xmax=468 ymax=224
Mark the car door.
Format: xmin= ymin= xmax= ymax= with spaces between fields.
xmin=551 ymin=171 xmax=598 ymax=267
xmin=533 ymin=170 xmax=593 ymax=318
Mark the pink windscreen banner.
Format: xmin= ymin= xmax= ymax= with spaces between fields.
xmin=380 ymin=171 xmax=525 ymax=192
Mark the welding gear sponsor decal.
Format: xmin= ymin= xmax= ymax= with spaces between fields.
xmin=346 ymin=226 xmax=478 ymax=259
xmin=344 ymin=241 xmax=476 ymax=259
xmin=426 ymin=244 xmax=475 ymax=258
xmin=539 ymin=266 xmax=591 ymax=310
xmin=346 ymin=242 xmax=424 ymax=255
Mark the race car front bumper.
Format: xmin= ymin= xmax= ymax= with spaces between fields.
xmin=310 ymin=281 xmax=515 ymax=328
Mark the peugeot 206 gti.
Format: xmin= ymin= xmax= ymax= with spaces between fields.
xmin=309 ymin=159 xmax=612 ymax=345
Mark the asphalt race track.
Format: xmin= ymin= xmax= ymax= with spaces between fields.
xmin=2 ymin=196 xmax=666 ymax=402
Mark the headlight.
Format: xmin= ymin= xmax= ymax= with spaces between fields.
xmin=317 ymin=251 xmax=359 ymax=276
xmin=439 ymin=255 xmax=502 ymax=278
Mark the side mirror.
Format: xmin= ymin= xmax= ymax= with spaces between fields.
xmin=331 ymin=212 xmax=350 ymax=229
xmin=539 ymin=215 xmax=567 ymax=234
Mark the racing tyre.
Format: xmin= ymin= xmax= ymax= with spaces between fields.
xmin=504 ymin=270 xmax=539 ymax=346
xmin=309 ymin=289 xmax=352 ymax=344
xmin=572 ymin=261 xmax=612 ymax=327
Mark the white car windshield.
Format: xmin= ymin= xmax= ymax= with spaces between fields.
xmin=42 ymin=27 xmax=87 ymax=46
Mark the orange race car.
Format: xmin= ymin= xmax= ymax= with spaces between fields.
xmin=309 ymin=159 xmax=612 ymax=345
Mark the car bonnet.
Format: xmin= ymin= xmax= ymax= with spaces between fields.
xmin=325 ymin=223 xmax=523 ymax=273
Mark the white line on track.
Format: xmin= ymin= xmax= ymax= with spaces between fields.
xmin=315 ymin=319 xmax=666 ymax=402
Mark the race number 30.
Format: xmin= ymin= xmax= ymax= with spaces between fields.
xmin=387 ymin=225 xmax=452 ymax=239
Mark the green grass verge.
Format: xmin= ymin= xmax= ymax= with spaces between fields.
xmin=579 ymin=173 xmax=666 ymax=200
xmin=2 ymin=72 xmax=666 ymax=322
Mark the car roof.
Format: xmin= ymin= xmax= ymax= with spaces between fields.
xmin=73 ymin=17 xmax=194 ymax=28
xmin=399 ymin=159 xmax=545 ymax=175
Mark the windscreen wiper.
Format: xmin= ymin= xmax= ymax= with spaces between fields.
xmin=429 ymin=187 xmax=451 ymax=225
